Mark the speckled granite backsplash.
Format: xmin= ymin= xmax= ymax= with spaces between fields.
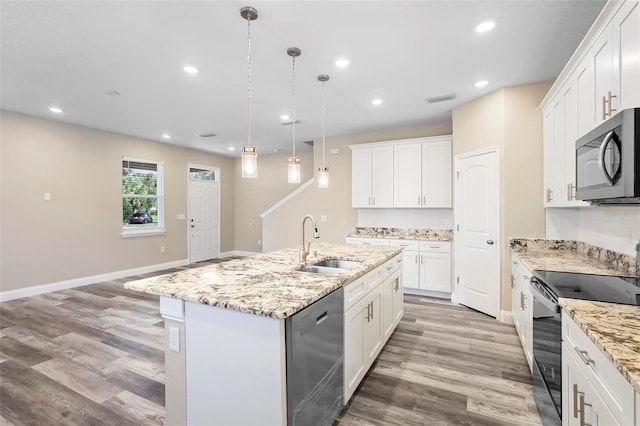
xmin=352 ymin=227 xmax=453 ymax=240
xmin=510 ymin=238 xmax=636 ymax=274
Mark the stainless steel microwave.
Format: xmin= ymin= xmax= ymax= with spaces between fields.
xmin=575 ymin=108 xmax=639 ymax=204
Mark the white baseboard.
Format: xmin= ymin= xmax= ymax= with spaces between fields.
xmin=500 ymin=310 xmax=514 ymax=324
xmin=221 ymin=250 xmax=261 ymax=257
xmin=0 ymin=259 xmax=189 ymax=302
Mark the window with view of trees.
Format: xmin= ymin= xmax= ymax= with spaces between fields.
xmin=122 ymin=159 xmax=164 ymax=233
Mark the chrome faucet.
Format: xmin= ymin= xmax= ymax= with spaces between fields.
xmin=300 ymin=215 xmax=320 ymax=262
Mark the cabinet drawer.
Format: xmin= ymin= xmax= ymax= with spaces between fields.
xmin=419 ymin=241 xmax=451 ymax=252
xmin=344 ymin=265 xmax=382 ymax=312
xmin=562 ymin=312 xmax=635 ymax=425
xmin=389 ymin=240 xmax=420 ymax=251
xmin=380 ymin=254 xmax=402 ymax=280
xmin=345 ymin=237 xmax=390 ymax=246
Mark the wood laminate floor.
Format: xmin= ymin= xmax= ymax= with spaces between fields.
xmin=0 ymin=262 xmax=542 ymax=426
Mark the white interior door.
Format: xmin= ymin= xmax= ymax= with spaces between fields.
xmin=189 ymin=178 xmax=219 ymax=263
xmin=454 ymin=149 xmax=499 ymax=318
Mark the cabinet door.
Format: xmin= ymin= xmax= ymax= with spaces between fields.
xmin=575 ymin=58 xmax=594 ymax=138
xmin=344 ymin=301 xmax=366 ymax=402
xmin=592 ymin=26 xmax=615 ymax=125
xmin=363 ymin=289 xmax=382 ymax=366
xmin=392 ymin=274 xmax=403 ymax=326
xmin=511 ymin=269 xmax=521 ymax=335
xmin=393 ymin=143 xmax=422 ymax=207
xmin=613 ymin=0 xmax=640 ymax=111
xmin=352 ymin=149 xmax=372 ymax=208
xmin=521 ymin=280 xmax=533 ymax=370
xmin=563 ymin=343 xmax=587 ymax=426
xmin=381 ymin=277 xmax=394 ymax=341
xmin=543 ymin=105 xmax=556 ymax=207
xmin=553 ymin=98 xmax=566 ymax=205
xmin=400 ymin=250 xmax=419 ymax=289
xmin=420 ymin=252 xmax=452 ymax=293
xmin=371 ymin=146 xmax=394 ymax=207
xmin=422 ymin=140 xmax=452 ymax=208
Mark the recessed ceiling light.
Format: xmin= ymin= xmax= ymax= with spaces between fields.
xmin=335 ymin=58 xmax=350 ymax=68
xmin=183 ymin=65 xmax=199 ymax=74
xmin=228 ymin=146 xmax=236 ymax=151
xmin=106 ymin=89 xmax=120 ymax=96
xmin=372 ymin=99 xmax=383 ymax=106
xmin=475 ymin=20 xmax=496 ymax=33
xmin=162 ymin=134 xmax=171 ymax=139
xmin=280 ymin=115 xmax=290 ymax=120
xmin=475 ymin=80 xmax=489 ymax=88
xmin=49 ymin=107 xmax=64 ymax=113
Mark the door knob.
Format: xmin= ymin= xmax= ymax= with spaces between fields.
xmin=486 ymin=239 xmax=494 ymax=245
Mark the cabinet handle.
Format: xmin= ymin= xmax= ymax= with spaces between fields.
xmin=372 ymin=197 xmax=375 ymax=206
xmin=422 ymin=196 xmax=426 ymax=205
xmin=567 ymin=183 xmax=571 ymax=201
xmin=420 ymin=255 xmax=423 ymax=265
xmin=430 ymin=245 xmax=440 ymax=249
xmin=520 ymin=291 xmax=524 ymax=310
xmin=511 ymin=277 xmax=515 ymax=289
xmin=602 ymin=95 xmax=608 ymax=120
xmin=574 ymin=347 xmax=594 ymax=365
xmin=394 ymin=278 xmax=399 ymax=291
xmin=370 ymin=301 xmax=374 ymax=320
xmin=608 ymin=91 xmax=617 ymax=116
xmin=368 ymin=197 xmax=371 ymax=206
xmin=546 ymin=188 xmax=554 ymax=202
xmin=579 ymin=393 xmax=592 ymax=426
xmin=569 ymin=183 xmax=576 ymax=200
xmin=366 ymin=303 xmax=371 ymax=322
xmin=573 ymin=384 xmax=579 ymax=419
xmin=386 ymin=265 xmax=393 ymax=271
xmin=415 ymin=254 xmax=418 ymax=264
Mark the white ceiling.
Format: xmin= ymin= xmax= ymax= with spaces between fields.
xmin=1 ymin=0 xmax=605 ymax=157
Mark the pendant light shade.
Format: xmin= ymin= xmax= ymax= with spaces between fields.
xmin=241 ymin=145 xmax=257 ymax=178
xmin=287 ymin=47 xmax=301 ymax=184
xmin=241 ymin=6 xmax=258 ymax=179
xmin=317 ymin=74 xmax=330 ymax=188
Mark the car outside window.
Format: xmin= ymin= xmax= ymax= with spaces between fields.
xmin=122 ymin=158 xmax=164 ymax=236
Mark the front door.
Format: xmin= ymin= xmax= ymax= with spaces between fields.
xmin=189 ymin=169 xmax=219 ymax=263
xmin=454 ymin=149 xmax=499 ymax=318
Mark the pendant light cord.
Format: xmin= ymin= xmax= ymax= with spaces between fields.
xmin=321 ymin=79 xmax=326 ymax=167
xmin=247 ymin=17 xmax=252 ymax=146
xmin=292 ymin=55 xmax=297 ymax=158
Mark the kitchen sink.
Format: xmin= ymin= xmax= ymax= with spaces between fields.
xmin=313 ymin=259 xmax=362 ymax=269
xmin=298 ymin=265 xmax=347 ymax=275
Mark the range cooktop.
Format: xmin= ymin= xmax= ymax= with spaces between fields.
xmin=531 ymin=270 xmax=640 ymax=306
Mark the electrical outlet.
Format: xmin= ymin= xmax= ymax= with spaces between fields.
xmin=169 ymin=327 xmax=180 ymax=352
xmin=258 ymin=239 xmax=262 ymax=245
xmin=44 ymin=192 xmax=51 ymax=201
xmin=176 ymin=213 xmax=186 ymax=220
xmin=160 ymin=246 xmax=165 ymax=253
xmin=320 ymin=215 xmax=327 ymax=222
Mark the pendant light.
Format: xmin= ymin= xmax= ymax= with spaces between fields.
xmin=287 ymin=47 xmax=301 ymax=184
xmin=240 ymin=6 xmax=258 ymax=179
xmin=317 ymin=74 xmax=330 ymax=188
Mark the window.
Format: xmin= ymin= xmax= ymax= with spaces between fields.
xmin=189 ymin=167 xmax=216 ymax=181
xmin=122 ymin=158 xmax=164 ymax=236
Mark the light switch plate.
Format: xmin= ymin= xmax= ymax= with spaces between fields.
xmin=320 ymin=215 xmax=327 ymax=222
xmin=169 ymin=326 xmax=180 ymax=352
xmin=176 ymin=213 xmax=186 ymax=220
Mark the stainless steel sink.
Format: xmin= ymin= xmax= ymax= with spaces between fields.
xmin=298 ymin=265 xmax=347 ymax=275
xmin=313 ymin=259 xmax=362 ymax=269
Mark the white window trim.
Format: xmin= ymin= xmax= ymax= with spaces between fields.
xmin=121 ymin=157 xmax=165 ymax=237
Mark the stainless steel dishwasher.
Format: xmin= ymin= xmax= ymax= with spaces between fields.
xmin=285 ymin=287 xmax=344 ymax=426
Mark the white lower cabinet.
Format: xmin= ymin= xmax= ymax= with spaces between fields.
xmin=343 ymin=255 xmax=402 ymax=403
xmin=562 ymin=312 xmax=635 ymax=426
xmin=389 ymin=240 xmax=451 ymax=294
xmin=510 ymin=252 xmax=533 ymax=371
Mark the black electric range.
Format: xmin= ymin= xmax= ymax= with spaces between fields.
xmin=529 ymin=270 xmax=640 ymax=426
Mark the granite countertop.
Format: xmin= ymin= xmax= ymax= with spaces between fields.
xmin=560 ymin=299 xmax=640 ymax=393
xmin=347 ymin=227 xmax=453 ymax=241
xmin=510 ymin=238 xmax=635 ymax=276
xmin=124 ymin=242 xmax=402 ymax=320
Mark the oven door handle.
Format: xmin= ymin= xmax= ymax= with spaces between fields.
xmin=597 ymin=131 xmax=616 ymax=185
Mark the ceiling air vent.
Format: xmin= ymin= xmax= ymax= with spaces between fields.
xmin=280 ymin=120 xmax=301 ymax=126
xmin=197 ymin=132 xmax=217 ymax=138
xmin=425 ymin=93 xmax=456 ymax=104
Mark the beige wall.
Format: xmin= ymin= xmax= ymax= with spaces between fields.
xmin=260 ymin=122 xmax=453 ymax=253
xmin=0 ymin=111 xmax=235 ymax=291
xmin=452 ymin=80 xmax=552 ymax=312
xmin=233 ymin=150 xmax=314 ymax=253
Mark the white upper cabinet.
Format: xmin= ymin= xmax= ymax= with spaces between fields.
xmin=356 ymin=135 xmax=452 ymax=209
xmin=540 ymin=0 xmax=639 ymax=208
xmin=351 ymin=146 xmax=393 ymax=208
xmin=613 ymin=0 xmax=640 ymax=111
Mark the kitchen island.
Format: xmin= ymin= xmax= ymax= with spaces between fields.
xmin=125 ymin=242 xmax=403 ymax=426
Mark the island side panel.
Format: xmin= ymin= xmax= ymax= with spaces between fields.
xmin=160 ymin=296 xmax=187 ymax=426
xmin=184 ymin=301 xmax=287 ymax=426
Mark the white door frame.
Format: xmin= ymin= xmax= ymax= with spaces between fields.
xmin=187 ymin=163 xmax=221 ymax=263
xmin=452 ymin=146 xmax=501 ymax=320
